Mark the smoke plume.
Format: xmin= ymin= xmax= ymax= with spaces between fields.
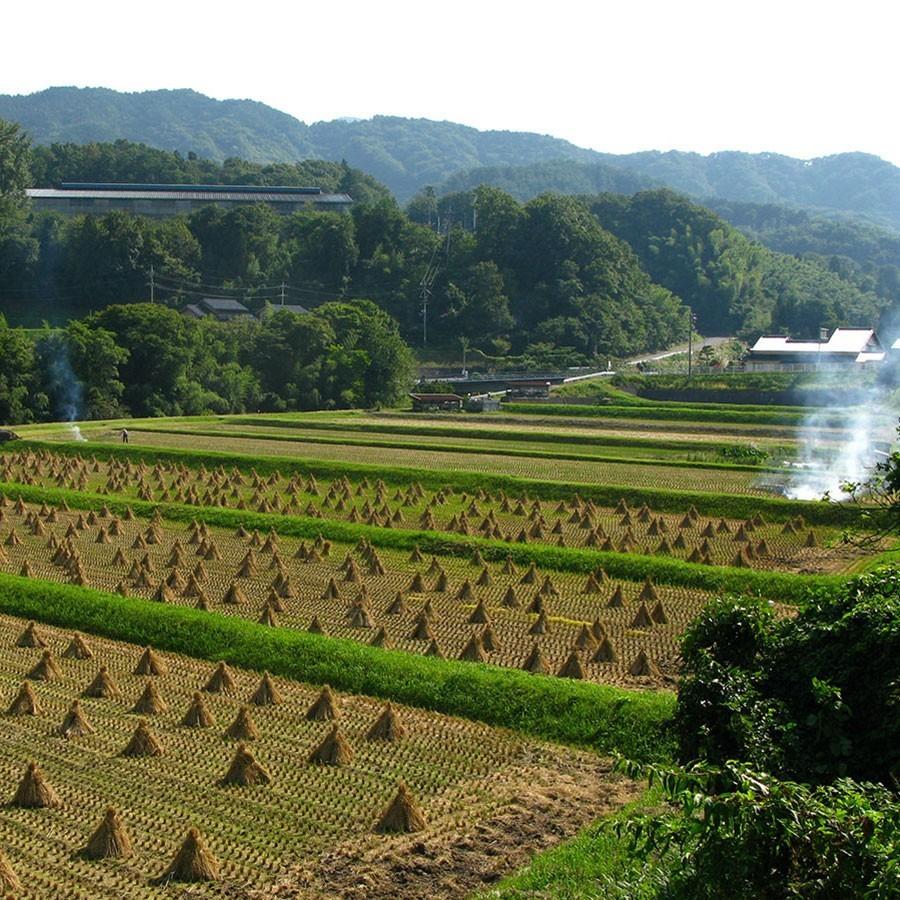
xmin=784 ymin=382 xmax=896 ymax=501
xmin=44 ymin=342 xmax=87 ymax=441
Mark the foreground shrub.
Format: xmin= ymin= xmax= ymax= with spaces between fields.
xmin=613 ymin=759 xmax=900 ymax=900
xmin=675 ymin=569 xmax=900 ymax=785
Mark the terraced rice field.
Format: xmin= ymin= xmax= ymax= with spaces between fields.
xmin=0 ymin=400 xmax=880 ymax=898
xmin=44 ymin=427 xmax=772 ymax=495
xmin=0 ymin=450 xmax=857 ymax=574
xmin=0 ymin=492 xmax=701 ymax=686
xmin=0 ymin=614 xmax=627 ymax=897
xmin=181 ymin=423 xmax=712 ymax=461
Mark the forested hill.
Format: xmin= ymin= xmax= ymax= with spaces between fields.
xmin=419 ymin=187 xmax=887 ymax=339
xmin=441 ymin=154 xmax=900 ymax=233
xmin=4 ymin=87 xmax=900 ymax=225
xmin=0 ymin=88 xmax=600 ymax=202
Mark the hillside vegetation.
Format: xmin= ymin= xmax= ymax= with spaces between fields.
xmin=411 ymin=187 xmax=887 ymax=339
xmin=442 ymin=152 xmax=900 ymax=232
xmin=4 ymin=87 xmax=900 ymax=224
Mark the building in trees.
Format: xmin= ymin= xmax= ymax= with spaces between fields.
xmin=182 ymin=297 xmax=252 ymax=322
xmin=26 ymin=183 xmax=353 ymax=218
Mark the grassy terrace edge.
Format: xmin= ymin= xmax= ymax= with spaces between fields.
xmin=8 ymin=438 xmax=864 ymax=527
xmin=0 ymin=572 xmax=676 ymax=761
xmin=0 ymin=479 xmax=844 ymax=602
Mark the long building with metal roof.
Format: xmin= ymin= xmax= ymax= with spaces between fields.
xmin=26 ymin=182 xmax=353 ymax=218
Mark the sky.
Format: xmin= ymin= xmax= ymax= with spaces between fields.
xmin=4 ymin=0 xmax=899 ymax=164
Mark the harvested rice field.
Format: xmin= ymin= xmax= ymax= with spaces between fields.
xmin=0 ymin=401 xmax=885 ymax=898
xmin=40 ymin=427 xmax=771 ymax=496
xmin=0 ymin=492 xmax=705 ymax=686
xmin=0 ymin=449 xmax=864 ymax=575
xmin=0 ymin=613 xmax=635 ymax=897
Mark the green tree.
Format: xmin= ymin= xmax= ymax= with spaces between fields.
xmin=0 ymin=118 xmax=38 ymax=291
xmin=316 ymin=299 xmax=415 ymax=407
xmin=283 ymin=209 xmax=359 ymax=292
xmin=90 ymin=304 xmax=194 ymax=415
xmin=248 ymin=309 xmax=337 ymax=410
xmin=0 ymin=314 xmax=42 ymax=424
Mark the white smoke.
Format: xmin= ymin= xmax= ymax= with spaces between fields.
xmin=784 ymin=384 xmax=895 ymax=501
xmin=67 ymin=424 xmax=87 ymax=442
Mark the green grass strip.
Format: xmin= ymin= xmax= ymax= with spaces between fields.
xmin=134 ymin=424 xmax=780 ymax=475
xmin=8 ymin=439 xmax=864 ymax=528
xmin=0 ymin=572 xmax=676 ymax=761
xmin=0 ymin=479 xmax=844 ymax=602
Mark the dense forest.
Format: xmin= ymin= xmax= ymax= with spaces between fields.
xmin=409 ymin=187 xmax=888 ymax=338
xmin=0 ymin=88 xmax=600 ymax=202
xmin=705 ymin=199 xmax=900 ymax=312
xmin=0 ymin=127 xmax=688 ymax=364
xmin=442 ymin=152 xmax=900 ymax=232
xmin=0 ymin=300 xmax=414 ymax=424
xmin=4 ymin=87 xmax=900 ymax=224
xmin=0 ymin=124 xmax=892 ymax=378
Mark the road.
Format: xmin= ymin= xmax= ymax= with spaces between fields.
xmin=626 ymin=336 xmax=731 ymax=367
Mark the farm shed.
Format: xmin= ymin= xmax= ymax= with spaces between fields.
xmin=27 ymin=183 xmax=353 ymax=218
xmin=507 ymin=380 xmax=552 ymax=399
xmin=409 ymin=393 xmax=464 ymax=412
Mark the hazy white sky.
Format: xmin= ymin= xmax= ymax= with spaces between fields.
xmin=5 ymin=0 xmax=899 ymax=163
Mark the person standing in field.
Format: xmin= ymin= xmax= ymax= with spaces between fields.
xmin=121 ymin=428 xmax=129 ymax=444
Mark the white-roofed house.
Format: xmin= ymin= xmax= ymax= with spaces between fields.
xmin=746 ymin=328 xmax=885 ymax=371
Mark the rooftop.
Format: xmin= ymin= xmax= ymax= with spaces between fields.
xmin=200 ymin=297 xmax=249 ymax=313
xmin=62 ymin=182 xmax=324 ymax=195
xmin=750 ymin=328 xmax=882 ymax=356
xmin=409 ymin=393 xmax=464 ymax=402
xmin=27 ymin=183 xmax=352 ymax=204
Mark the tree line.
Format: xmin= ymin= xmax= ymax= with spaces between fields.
xmin=1 ymin=127 xmax=689 ymax=366
xmin=0 ymin=300 xmax=413 ymax=424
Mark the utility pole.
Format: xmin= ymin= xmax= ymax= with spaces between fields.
xmin=687 ymin=307 xmax=695 ymax=378
xmin=420 ymin=282 xmax=430 ymax=347
xmin=280 ymin=281 xmax=286 ymax=307
xmin=149 ymin=265 xmax=155 ymax=303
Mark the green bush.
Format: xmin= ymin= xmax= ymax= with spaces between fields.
xmin=675 ymin=569 xmax=900 ymax=785
xmin=614 ymin=759 xmax=900 ymax=899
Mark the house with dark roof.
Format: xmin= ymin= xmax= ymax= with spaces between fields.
xmin=181 ymin=297 xmax=252 ymax=322
xmin=409 ymin=393 xmax=464 ymax=412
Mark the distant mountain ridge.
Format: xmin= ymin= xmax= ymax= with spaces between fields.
xmin=442 ymin=155 xmax=900 ymax=232
xmin=2 ymin=86 xmax=899 ymax=227
xmin=0 ymin=87 xmax=599 ymax=200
